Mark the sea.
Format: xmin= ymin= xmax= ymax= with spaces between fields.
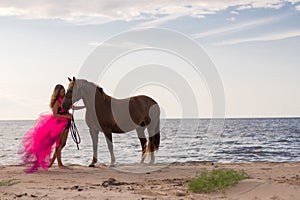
xmin=0 ymin=118 xmax=299 ymax=166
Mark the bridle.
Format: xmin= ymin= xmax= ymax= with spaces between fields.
xmin=66 ymin=86 xmax=81 ymax=150
xmin=69 ymin=103 xmax=81 ymax=150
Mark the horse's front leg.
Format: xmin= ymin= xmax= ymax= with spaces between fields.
xmin=89 ymin=129 xmax=99 ymax=167
xmin=104 ymin=131 xmax=116 ymax=167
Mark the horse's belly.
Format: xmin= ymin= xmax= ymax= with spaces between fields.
xmin=111 ymin=123 xmax=136 ymax=133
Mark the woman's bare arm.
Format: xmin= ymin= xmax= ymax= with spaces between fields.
xmin=52 ymin=101 xmax=72 ymax=119
xmin=72 ymin=105 xmax=86 ymax=110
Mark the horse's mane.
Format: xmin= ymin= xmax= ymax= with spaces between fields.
xmin=79 ymin=79 xmax=104 ymax=95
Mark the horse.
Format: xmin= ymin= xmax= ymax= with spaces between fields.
xmin=62 ymin=77 xmax=161 ymax=167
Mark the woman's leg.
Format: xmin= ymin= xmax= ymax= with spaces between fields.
xmin=60 ymin=128 xmax=69 ymax=149
xmin=57 ymin=129 xmax=69 ymax=168
xmin=49 ymin=129 xmax=69 ymax=168
xmin=49 ymin=149 xmax=57 ymax=167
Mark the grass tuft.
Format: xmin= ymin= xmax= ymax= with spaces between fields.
xmin=188 ymin=168 xmax=248 ymax=193
xmin=0 ymin=179 xmax=20 ymax=187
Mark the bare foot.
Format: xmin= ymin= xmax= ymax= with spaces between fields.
xmin=58 ymin=165 xmax=71 ymax=169
xmin=49 ymin=162 xmax=54 ymax=168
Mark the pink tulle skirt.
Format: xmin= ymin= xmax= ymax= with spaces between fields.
xmin=18 ymin=112 xmax=69 ymax=173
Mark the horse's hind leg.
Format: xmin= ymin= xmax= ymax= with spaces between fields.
xmin=136 ymin=127 xmax=147 ymax=163
xmin=89 ymin=129 xmax=99 ymax=167
xmin=104 ymin=131 xmax=116 ymax=167
xmin=147 ymin=123 xmax=159 ymax=164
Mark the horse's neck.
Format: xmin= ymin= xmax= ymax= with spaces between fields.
xmin=81 ymin=81 xmax=109 ymax=110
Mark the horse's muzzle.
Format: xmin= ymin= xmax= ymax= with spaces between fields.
xmin=62 ymin=102 xmax=68 ymax=111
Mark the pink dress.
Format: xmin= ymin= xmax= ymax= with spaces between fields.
xmin=19 ymin=97 xmax=69 ymax=173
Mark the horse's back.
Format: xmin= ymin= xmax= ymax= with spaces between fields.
xmin=130 ymin=95 xmax=157 ymax=105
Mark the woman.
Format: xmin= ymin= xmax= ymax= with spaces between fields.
xmin=19 ymin=84 xmax=72 ymax=173
xmin=49 ymin=91 xmax=85 ymax=168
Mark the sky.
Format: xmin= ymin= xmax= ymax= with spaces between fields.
xmin=0 ymin=0 xmax=300 ymax=120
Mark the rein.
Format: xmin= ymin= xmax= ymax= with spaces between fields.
xmin=70 ymin=108 xmax=81 ymax=150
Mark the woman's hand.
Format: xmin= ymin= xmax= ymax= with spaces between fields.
xmin=66 ymin=114 xmax=73 ymax=120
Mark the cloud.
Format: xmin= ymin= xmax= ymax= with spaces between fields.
xmin=0 ymin=6 xmax=27 ymax=16
xmin=192 ymin=15 xmax=286 ymax=39
xmin=0 ymin=89 xmax=44 ymax=107
xmin=251 ymin=0 xmax=286 ymax=9
xmin=88 ymin=41 xmax=103 ymax=46
xmin=136 ymin=13 xmax=184 ymax=28
xmin=289 ymin=0 xmax=300 ymax=3
xmin=215 ymin=29 xmax=300 ymax=45
xmin=0 ymin=0 xmax=298 ymax=25
xmin=226 ymin=17 xmax=236 ymax=21
xmin=88 ymin=41 xmax=145 ymax=49
xmin=237 ymin=4 xmax=253 ymax=10
xmin=230 ymin=11 xmax=239 ymax=15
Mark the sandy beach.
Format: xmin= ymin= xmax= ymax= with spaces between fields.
xmin=0 ymin=162 xmax=299 ymax=200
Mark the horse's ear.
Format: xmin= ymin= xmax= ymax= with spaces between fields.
xmin=68 ymin=77 xmax=72 ymax=82
xmin=73 ymin=77 xmax=76 ymax=82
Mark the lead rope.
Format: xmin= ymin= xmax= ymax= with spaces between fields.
xmin=70 ymin=108 xmax=81 ymax=150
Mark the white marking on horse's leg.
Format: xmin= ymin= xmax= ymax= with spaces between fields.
xmin=136 ymin=127 xmax=147 ymax=163
xmin=105 ymin=132 xmax=115 ymax=166
xmin=89 ymin=129 xmax=99 ymax=167
xmin=146 ymin=126 xmax=157 ymax=164
xmin=150 ymin=152 xmax=155 ymax=164
xmin=146 ymin=104 xmax=160 ymax=164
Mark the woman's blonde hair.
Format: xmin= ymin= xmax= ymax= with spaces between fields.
xmin=50 ymin=84 xmax=64 ymax=108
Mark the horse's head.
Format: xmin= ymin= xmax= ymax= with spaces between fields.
xmin=62 ymin=77 xmax=82 ymax=110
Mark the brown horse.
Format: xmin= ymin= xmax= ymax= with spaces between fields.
xmin=62 ymin=77 xmax=160 ymax=167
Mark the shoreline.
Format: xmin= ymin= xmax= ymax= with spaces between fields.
xmin=1 ymin=116 xmax=300 ymax=121
xmin=1 ymin=162 xmax=300 ymax=199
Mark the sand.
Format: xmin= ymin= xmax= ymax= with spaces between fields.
xmin=0 ymin=162 xmax=300 ymax=200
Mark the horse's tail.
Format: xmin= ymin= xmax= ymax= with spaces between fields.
xmin=145 ymin=119 xmax=160 ymax=155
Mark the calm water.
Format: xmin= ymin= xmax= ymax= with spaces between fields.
xmin=0 ymin=118 xmax=299 ymax=166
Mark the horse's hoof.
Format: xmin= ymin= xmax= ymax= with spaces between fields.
xmin=89 ymin=164 xmax=96 ymax=167
xmin=149 ymin=160 xmax=155 ymax=165
xmin=109 ymin=164 xmax=116 ymax=168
